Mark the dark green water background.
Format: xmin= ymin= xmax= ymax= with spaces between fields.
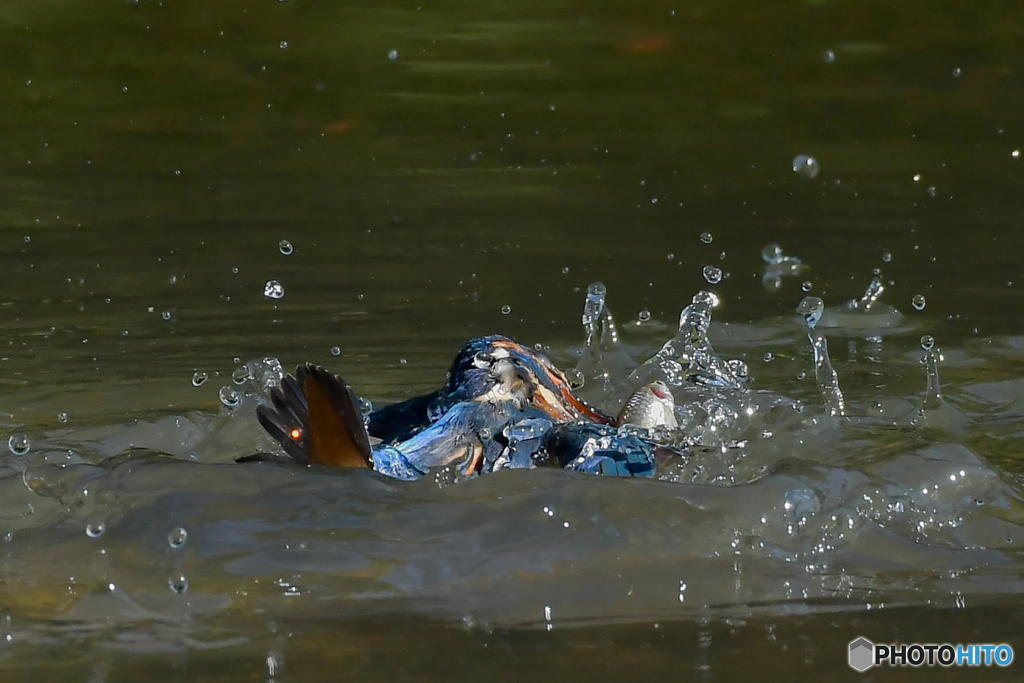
xmin=2 ymin=1 xmax=1023 ymax=680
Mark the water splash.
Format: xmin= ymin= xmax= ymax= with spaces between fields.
xmin=905 ymin=334 xmax=968 ymax=433
xmin=819 ymin=274 xmax=903 ymax=330
xmin=598 ymin=301 xmax=621 ymax=346
xmin=3 ymin=278 xmax=1022 ymax=650
xmin=851 ymin=276 xmax=885 ymax=312
xmin=580 ymin=282 xmax=606 ymax=346
xmin=797 ymin=297 xmax=846 ymax=417
xmin=628 ymin=291 xmax=747 ymax=392
xmin=233 ymin=357 xmax=285 ymax=394
xmin=576 ymin=282 xmax=610 ymax=391
xmin=920 ymin=335 xmax=942 ymax=408
xmin=569 ymin=285 xmax=756 ymax=450
xmin=761 ymin=243 xmax=806 ymax=292
xmin=575 ymin=283 xmax=634 ymax=398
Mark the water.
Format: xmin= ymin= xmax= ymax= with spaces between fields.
xmin=262 ymin=279 xmax=286 ymax=300
xmin=791 ymin=154 xmax=821 ymax=179
xmin=2 ymin=0 xmax=1024 ymax=680
xmin=797 ymin=296 xmax=846 ymax=417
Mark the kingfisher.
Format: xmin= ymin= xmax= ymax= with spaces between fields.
xmin=247 ymin=336 xmax=680 ymax=479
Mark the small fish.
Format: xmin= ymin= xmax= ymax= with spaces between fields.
xmin=617 ymin=381 xmax=677 ymax=430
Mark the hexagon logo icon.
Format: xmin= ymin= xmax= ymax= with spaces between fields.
xmin=848 ymin=637 xmax=875 ymax=672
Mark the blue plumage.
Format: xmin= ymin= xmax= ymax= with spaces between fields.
xmin=255 ymin=336 xmax=668 ymax=480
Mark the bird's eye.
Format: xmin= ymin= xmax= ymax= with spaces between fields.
xmin=289 ymin=428 xmax=302 ymax=440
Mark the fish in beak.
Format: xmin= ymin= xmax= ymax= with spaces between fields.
xmin=617 ymin=380 xmax=677 ymax=430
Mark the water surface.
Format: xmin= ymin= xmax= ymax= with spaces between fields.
xmin=2 ymin=0 xmax=1023 ymax=680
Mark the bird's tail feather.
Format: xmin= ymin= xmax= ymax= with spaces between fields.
xmin=253 ymin=364 xmax=372 ymax=468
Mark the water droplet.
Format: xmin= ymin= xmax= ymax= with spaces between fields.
xmin=952 ymin=66 xmax=963 ymax=78
xmin=167 ymin=527 xmax=188 ymax=548
xmin=699 ymin=231 xmax=713 ymax=244
xmin=7 ymin=434 xmax=30 ymax=456
xmin=231 ymin=366 xmax=250 ymax=384
xmin=279 ymin=40 xmax=288 ymax=49
xmin=191 ymin=371 xmax=208 ymax=387
xmin=727 ymin=359 xmax=749 ymax=380
xmin=565 ymin=368 xmax=585 ymax=389
xmin=801 ymin=281 xmax=812 ymax=292
xmin=1012 ymin=149 xmax=1021 ymax=159
xmin=160 ymin=310 xmax=173 ymax=321
xmin=637 ymin=308 xmax=651 ymax=323
xmin=694 ymin=289 xmax=719 ymax=308
xmin=1 ymin=611 xmax=12 ymax=644
xmin=399 ymin=358 xmax=408 ymax=366
xmin=912 ymin=173 xmax=922 ymax=182
xmin=329 ymin=346 xmax=342 ymax=357
xmin=57 ymin=412 xmax=68 ymax=424
xmin=219 ymin=385 xmax=241 ymax=408
xmin=85 ymin=521 xmax=105 ymax=538
xmin=500 ymin=304 xmax=512 ymax=315
xmin=702 ymin=265 xmax=723 ymax=284
xmin=168 ymin=573 xmax=189 ymax=594
xmin=763 ymin=352 xmax=774 ymax=363
xmin=761 ymin=242 xmax=784 ymax=265
xmin=920 ymin=335 xmax=935 ymax=350
xmin=797 ymin=296 xmax=824 ymax=328
xmin=266 ymin=651 xmax=283 ymax=678
xmin=926 ymin=185 xmax=937 ymax=198
xmin=387 ymin=49 xmax=399 ymax=61
xmin=278 ymin=240 xmax=293 ymax=255
xmin=912 ymin=294 xmax=927 ymax=311
xmin=881 ymin=250 xmax=892 ymax=263
xmin=823 ymin=48 xmax=836 ymax=64
xmin=791 ymin=154 xmax=820 ymax=179
xmin=263 ymin=280 xmax=285 ymax=299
